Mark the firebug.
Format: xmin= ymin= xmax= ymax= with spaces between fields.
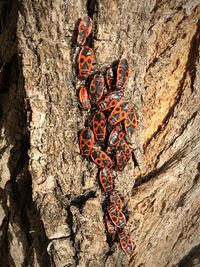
xmin=117 ymin=139 xmax=132 ymax=163
xmin=99 ymin=168 xmax=114 ymax=193
xmin=77 ymin=15 xmax=93 ymax=46
xmin=105 ymin=214 xmax=117 ymax=241
xmin=106 ymin=67 xmax=115 ymax=89
xmin=118 ymin=231 xmax=135 ymax=255
xmin=90 ymin=148 xmax=113 ymax=169
xmin=92 ymin=111 xmax=106 ymax=141
xmin=79 ymin=86 xmax=91 ymax=110
xmin=124 ymin=106 xmax=138 ymax=135
xmin=108 ymin=100 xmax=129 ymax=125
xmin=89 ymin=73 xmax=105 ymax=104
xmin=107 ymin=203 xmax=126 ymax=229
xmin=98 ymin=91 xmax=124 ymax=111
xmin=79 ymin=127 xmax=94 ymax=156
xmin=108 ymin=124 xmax=125 ymax=147
xmin=78 ymin=46 xmax=95 ymax=78
xmin=116 ymin=58 xmax=129 ymax=89
xmin=116 ymin=150 xmax=127 ymax=171
xmin=109 ymin=191 xmax=123 ymax=210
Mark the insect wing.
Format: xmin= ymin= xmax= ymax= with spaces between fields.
xmin=107 ymin=204 xmax=126 ymax=228
xmin=109 ymin=191 xmax=123 ymax=210
xmin=118 ymin=231 xmax=135 ymax=255
xmin=106 ymin=67 xmax=115 ymax=89
xmin=78 ymin=46 xmax=95 ymax=78
xmin=116 ymin=59 xmax=129 ymax=89
xmin=79 ymin=128 xmax=94 ymax=156
xmin=89 ymin=74 xmax=105 ymax=104
xmin=117 ymin=139 xmax=132 ymax=162
xmin=116 ymin=150 xmax=127 ymax=171
xmin=79 ymin=86 xmax=91 ymax=110
xmin=108 ymin=100 xmax=129 ymax=125
xmin=124 ymin=107 xmax=138 ymax=135
xmin=77 ymin=16 xmax=93 ymax=46
xmin=98 ymin=91 xmax=124 ymax=111
xmin=90 ymin=148 xmax=113 ymax=169
xmin=93 ymin=111 xmax=106 ymax=141
xmin=99 ymin=168 xmax=114 ymax=193
xmin=108 ymin=125 xmax=125 ymax=146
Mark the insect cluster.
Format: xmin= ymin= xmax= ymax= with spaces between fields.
xmin=76 ymin=16 xmax=137 ymax=255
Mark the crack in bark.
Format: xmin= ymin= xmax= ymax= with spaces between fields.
xmin=193 ymin=162 xmax=200 ymax=186
xmin=87 ymin=0 xmax=99 ymax=19
xmin=186 ymin=19 xmax=200 ymax=92
xmin=144 ymin=18 xmax=200 ymax=152
xmin=177 ymin=243 xmax=200 ymax=266
xmin=70 ymin=190 xmax=97 ymax=210
xmin=154 ymin=110 xmax=199 ymax=168
xmin=133 ymin=146 xmax=189 ymax=189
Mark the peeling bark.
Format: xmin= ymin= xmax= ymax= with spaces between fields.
xmin=0 ymin=0 xmax=200 ymax=267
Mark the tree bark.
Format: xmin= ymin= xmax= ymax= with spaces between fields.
xmin=0 ymin=0 xmax=200 ymax=267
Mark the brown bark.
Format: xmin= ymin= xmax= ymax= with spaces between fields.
xmin=0 ymin=0 xmax=200 ymax=267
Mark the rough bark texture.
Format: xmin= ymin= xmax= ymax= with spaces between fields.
xmin=0 ymin=0 xmax=200 ymax=267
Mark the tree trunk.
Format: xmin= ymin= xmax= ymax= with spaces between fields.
xmin=0 ymin=0 xmax=200 ymax=267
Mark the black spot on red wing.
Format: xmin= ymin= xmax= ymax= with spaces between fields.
xmin=81 ymin=140 xmax=85 ymax=146
xmin=90 ymin=85 xmax=96 ymax=93
xmin=82 ymin=129 xmax=92 ymax=139
xmin=128 ymin=113 xmax=134 ymax=120
xmin=101 ymin=153 xmax=107 ymax=159
xmin=92 ymin=150 xmax=98 ymax=158
xmin=121 ymin=111 xmax=126 ymax=118
xmin=80 ymin=25 xmax=85 ymax=31
xmin=114 ymin=113 xmax=120 ymax=120
xmin=96 ymin=159 xmax=101 ymax=165
xmin=96 ymin=127 xmax=103 ymax=134
xmin=93 ymin=120 xmax=98 ymax=128
xmin=112 ymin=216 xmax=118 ymax=222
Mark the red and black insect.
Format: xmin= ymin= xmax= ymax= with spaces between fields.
xmin=106 ymin=67 xmax=115 ymax=89
xmin=105 ymin=214 xmax=117 ymax=241
xmin=108 ymin=100 xmax=129 ymax=125
xmin=109 ymin=191 xmax=123 ymax=210
xmin=77 ymin=15 xmax=93 ymax=46
xmin=90 ymin=148 xmax=113 ymax=169
xmin=117 ymin=139 xmax=132 ymax=163
xmin=79 ymin=127 xmax=94 ymax=156
xmin=108 ymin=124 xmax=125 ymax=147
xmin=78 ymin=46 xmax=95 ymax=78
xmin=92 ymin=111 xmax=106 ymax=141
xmin=89 ymin=74 xmax=105 ymax=104
xmin=107 ymin=203 xmax=126 ymax=229
xmin=106 ymin=146 xmax=115 ymax=157
xmin=99 ymin=168 xmax=114 ymax=193
xmin=79 ymin=86 xmax=91 ymax=110
xmin=124 ymin=106 xmax=138 ymax=135
xmin=98 ymin=91 xmax=124 ymax=111
xmin=116 ymin=58 xmax=129 ymax=89
xmin=116 ymin=150 xmax=127 ymax=171
xmin=118 ymin=231 xmax=135 ymax=255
